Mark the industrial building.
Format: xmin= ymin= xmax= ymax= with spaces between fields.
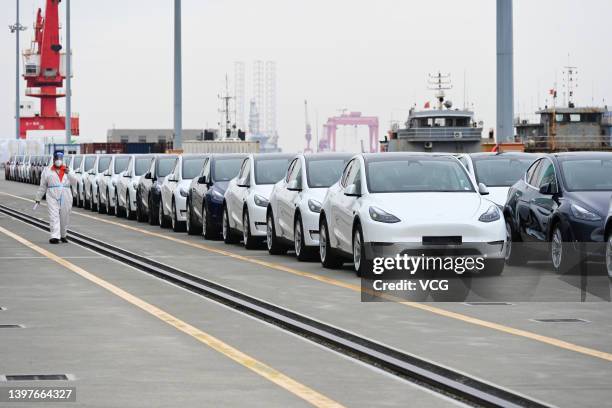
xmin=106 ymin=128 xmax=218 ymax=144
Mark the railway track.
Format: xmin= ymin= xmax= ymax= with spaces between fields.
xmin=0 ymin=202 xmax=551 ymax=408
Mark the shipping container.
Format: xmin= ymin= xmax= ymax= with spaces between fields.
xmin=181 ymin=140 xmax=260 ymax=154
xmin=45 ymin=143 xmax=80 ymax=155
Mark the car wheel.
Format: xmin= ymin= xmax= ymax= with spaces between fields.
xmin=125 ymin=192 xmax=133 ymax=220
xmin=266 ymin=211 xmax=287 ymax=255
xmin=84 ymin=187 xmax=90 ymax=209
xmin=320 ymin=217 xmax=343 ymax=269
xmin=223 ymin=205 xmax=239 ymax=244
xmin=353 ymin=223 xmax=371 ymax=277
xmin=148 ymin=196 xmax=158 ymax=226
xmin=606 ymin=233 xmax=612 ymax=278
xmin=202 ymin=201 xmax=215 ymax=239
xmin=76 ymin=185 xmax=81 ymax=208
xmin=242 ymin=209 xmax=258 ymax=249
xmin=159 ymin=200 xmax=170 ymax=228
xmin=98 ymin=188 xmax=106 ymax=214
xmin=294 ymin=214 xmax=315 ymax=261
xmin=136 ymin=193 xmax=145 ymax=222
xmin=172 ymin=200 xmax=186 ymax=232
xmin=504 ymin=220 xmax=527 ymax=266
xmin=91 ymin=188 xmax=98 ymax=212
xmin=107 ymin=188 xmax=115 ymax=216
xmin=551 ymin=224 xmax=579 ymax=273
xmin=186 ymin=201 xmax=200 ymax=235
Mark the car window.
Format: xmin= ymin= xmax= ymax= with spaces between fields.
xmin=285 ymin=159 xmax=297 ymax=182
xmin=526 ymin=159 xmax=543 ymax=186
xmin=98 ymin=157 xmax=111 ymax=172
xmin=288 ymin=159 xmax=301 ymax=183
xmin=237 ymin=159 xmax=249 ymax=180
xmin=73 ymin=156 xmax=83 ymax=169
xmin=472 ymin=157 xmax=536 ymax=187
xmin=254 ymin=158 xmax=289 ymax=185
xmin=202 ymin=157 xmax=210 ymax=178
xmin=84 ymin=156 xmax=96 ymax=171
xmin=536 ymin=161 xmax=556 ymax=188
xmin=560 ymin=159 xmax=612 ymax=191
xmin=307 ymin=159 xmax=347 ymax=188
xmin=182 ymin=157 xmax=206 ymax=180
xmin=366 ymin=158 xmax=475 ymax=193
xmin=156 ymin=157 xmax=176 ymax=178
xmin=212 ymin=158 xmax=243 ymax=182
xmin=345 ymin=160 xmax=360 ymax=187
xmin=134 ymin=157 xmax=152 ymax=176
xmin=341 ymin=160 xmax=354 ymax=187
xmin=114 ymin=157 xmax=130 ymax=174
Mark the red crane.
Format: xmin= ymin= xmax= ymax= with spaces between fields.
xmin=20 ymin=0 xmax=79 ymax=139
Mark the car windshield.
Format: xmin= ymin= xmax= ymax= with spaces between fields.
xmin=472 ymin=157 xmax=535 ymax=187
xmin=255 ymin=158 xmax=290 ymax=185
xmin=560 ymin=159 xmax=612 ymax=191
xmin=213 ymin=158 xmax=243 ymax=182
xmin=367 ymin=159 xmax=474 ymax=193
xmin=98 ymin=157 xmax=111 ymax=172
xmin=182 ymin=157 xmax=205 ymax=180
xmin=156 ymin=158 xmax=176 ymax=177
xmin=134 ymin=158 xmax=152 ymax=176
xmin=307 ymin=159 xmax=347 ymax=188
xmin=114 ymin=157 xmax=130 ymax=173
xmin=84 ymin=156 xmax=96 ymax=171
xmin=72 ymin=156 xmax=83 ymax=169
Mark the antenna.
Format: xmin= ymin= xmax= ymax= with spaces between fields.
xmin=428 ymin=72 xmax=452 ymax=110
xmin=218 ymin=74 xmax=236 ymax=139
xmin=562 ymin=57 xmax=578 ymax=108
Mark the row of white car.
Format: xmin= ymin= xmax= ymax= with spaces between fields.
xmin=51 ymin=151 xmax=534 ymax=277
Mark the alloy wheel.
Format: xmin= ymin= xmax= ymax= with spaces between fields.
xmin=202 ymin=204 xmax=207 ymax=234
xmin=294 ymin=220 xmax=302 ymax=257
xmin=606 ymin=235 xmax=612 ymax=278
xmin=266 ymin=216 xmax=273 ymax=251
xmin=186 ymin=203 xmax=192 ymax=232
xmin=353 ymin=229 xmax=362 ymax=271
xmin=126 ymin=193 xmax=131 ymax=219
xmin=551 ymin=227 xmax=563 ymax=269
xmin=243 ymin=212 xmax=250 ymax=246
xmin=222 ymin=209 xmax=229 ymax=241
xmin=505 ymin=221 xmax=513 ymax=261
xmin=320 ymin=223 xmax=327 ymax=262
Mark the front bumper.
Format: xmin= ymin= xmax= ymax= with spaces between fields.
xmin=175 ymin=194 xmax=188 ymax=222
xmin=301 ymin=209 xmax=321 ymax=247
xmin=249 ymin=204 xmax=268 ymax=237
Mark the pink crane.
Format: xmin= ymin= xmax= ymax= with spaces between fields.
xmin=318 ymin=111 xmax=379 ymax=153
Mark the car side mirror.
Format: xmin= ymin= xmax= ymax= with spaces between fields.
xmin=238 ymin=177 xmax=250 ymax=188
xmin=287 ymin=179 xmax=302 ymax=191
xmin=197 ymin=175 xmax=207 ymax=185
xmin=344 ymin=184 xmax=361 ymax=197
xmin=144 ymin=172 xmax=152 ymax=180
xmin=478 ymin=183 xmax=489 ymax=195
xmin=539 ymin=182 xmax=557 ymax=195
xmin=123 ymin=171 xmax=130 ymax=178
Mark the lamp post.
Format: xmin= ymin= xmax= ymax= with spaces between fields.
xmin=65 ymin=0 xmax=72 ymax=145
xmin=9 ymin=0 xmax=27 ymax=140
xmin=173 ymin=0 xmax=182 ymax=149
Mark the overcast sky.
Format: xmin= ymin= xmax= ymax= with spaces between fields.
xmin=1 ymin=0 xmax=611 ymax=151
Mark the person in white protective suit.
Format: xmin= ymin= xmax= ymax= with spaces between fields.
xmin=35 ymin=151 xmax=77 ymax=244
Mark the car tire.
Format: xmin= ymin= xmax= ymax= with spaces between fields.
xmin=91 ymin=188 xmax=98 ymax=212
xmin=504 ymin=219 xmax=527 ymax=266
xmin=76 ymin=185 xmax=81 ymax=208
xmin=148 ymin=196 xmax=157 ymax=225
xmin=159 ymin=199 xmax=171 ymax=228
xmin=114 ymin=191 xmax=123 ymax=217
xmin=84 ymin=187 xmax=91 ymax=210
xmin=319 ymin=217 xmax=343 ymax=269
xmin=171 ymin=200 xmax=186 ymax=232
xmin=202 ymin=201 xmax=215 ymax=239
xmin=186 ymin=200 xmax=201 ymax=235
xmin=294 ymin=214 xmax=315 ymax=261
xmin=98 ymin=188 xmax=107 ymax=214
xmin=107 ymin=188 xmax=115 ymax=216
xmin=222 ymin=205 xmax=239 ymax=244
xmin=266 ymin=211 xmax=287 ymax=255
xmin=136 ymin=193 xmax=146 ymax=222
xmin=550 ymin=223 xmax=580 ymax=273
xmin=353 ymin=223 xmax=371 ymax=277
xmin=125 ymin=192 xmax=134 ymax=220
xmin=242 ymin=209 xmax=258 ymax=249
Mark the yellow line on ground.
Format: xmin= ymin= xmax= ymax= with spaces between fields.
xmin=0 ymin=224 xmax=344 ymax=408
xmin=3 ymin=190 xmax=612 ymax=363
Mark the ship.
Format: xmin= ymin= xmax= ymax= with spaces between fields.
xmin=385 ymin=73 xmax=483 ymax=153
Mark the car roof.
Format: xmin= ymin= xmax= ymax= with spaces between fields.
xmin=551 ymin=151 xmax=612 ymax=160
xmin=303 ymin=152 xmax=353 ymax=161
xmin=468 ymin=152 xmax=539 ymax=160
xmin=361 ymin=152 xmax=458 ymax=163
xmin=252 ymin=153 xmax=294 ymax=161
xmin=211 ymin=153 xmax=249 ymax=159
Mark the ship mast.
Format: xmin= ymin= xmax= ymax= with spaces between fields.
xmin=428 ymin=72 xmax=452 ymax=110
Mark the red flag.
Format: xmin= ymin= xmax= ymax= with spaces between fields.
xmin=491 ymin=144 xmax=499 ymax=153
xmin=549 ymin=89 xmax=555 ymax=95
xmin=424 ymin=101 xmax=430 ymax=109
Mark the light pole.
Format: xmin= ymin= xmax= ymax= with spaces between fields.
xmin=496 ymin=0 xmax=514 ymax=143
xmin=173 ymin=0 xmax=182 ymax=149
xmin=65 ymin=0 xmax=72 ymax=145
xmin=9 ymin=0 xmax=27 ymax=140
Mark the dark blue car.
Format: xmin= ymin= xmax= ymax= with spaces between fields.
xmin=504 ymin=152 xmax=612 ymax=274
xmin=186 ymin=153 xmax=247 ymax=238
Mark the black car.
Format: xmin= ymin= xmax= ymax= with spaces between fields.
xmin=186 ymin=153 xmax=247 ymax=238
xmin=505 ymin=152 xmax=612 ymax=273
xmin=136 ymin=154 xmax=178 ymax=225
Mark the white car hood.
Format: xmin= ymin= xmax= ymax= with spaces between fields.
xmin=253 ymin=184 xmax=274 ymax=199
xmin=484 ymin=187 xmax=509 ymax=207
xmin=369 ymin=192 xmax=485 ymax=222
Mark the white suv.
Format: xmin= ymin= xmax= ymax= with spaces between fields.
xmin=223 ymin=153 xmax=293 ymax=248
xmin=267 ymin=153 xmax=351 ymax=260
xmin=319 ymin=153 xmax=506 ymax=276
xmin=115 ymin=154 xmax=154 ymax=219
xmin=99 ymin=154 xmax=131 ymax=215
xmin=159 ymin=154 xmax=208 ymax=232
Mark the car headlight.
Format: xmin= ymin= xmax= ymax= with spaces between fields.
xmin=478 ymin=205 xmax=501 ymax=223
xmin=570 ymin=204 xmax=601 ymax=221
xmin=111 ymin=180 xmax=116 ymax=187
xmin=308 ymin=199 xmax=322 ymax=213
xmin=254 ymin=194 xmax=269 ymax=207
xmin=369 ymin=206 xmax=400 ymax=223
xmin=179 ymin=187 xmax=189 ymax=197
xmin=132 ymin=181 xmax=138 ymax=189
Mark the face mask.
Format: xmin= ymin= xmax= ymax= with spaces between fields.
xmin=54 ymin=160 xmax=63 ymax=167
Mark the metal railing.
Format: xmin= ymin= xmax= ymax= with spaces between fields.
xmin=398 ymin=127 xmax=482 ymax=141
xmin=524 ymin=135 xmax=612 ymax=152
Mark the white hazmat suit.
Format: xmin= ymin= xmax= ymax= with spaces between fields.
xmin=36 ymin=166 xmax=77 ymax=240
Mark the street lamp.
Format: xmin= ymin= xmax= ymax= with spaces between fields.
xmin=9 ymin=0 xmax=27 ymax=141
